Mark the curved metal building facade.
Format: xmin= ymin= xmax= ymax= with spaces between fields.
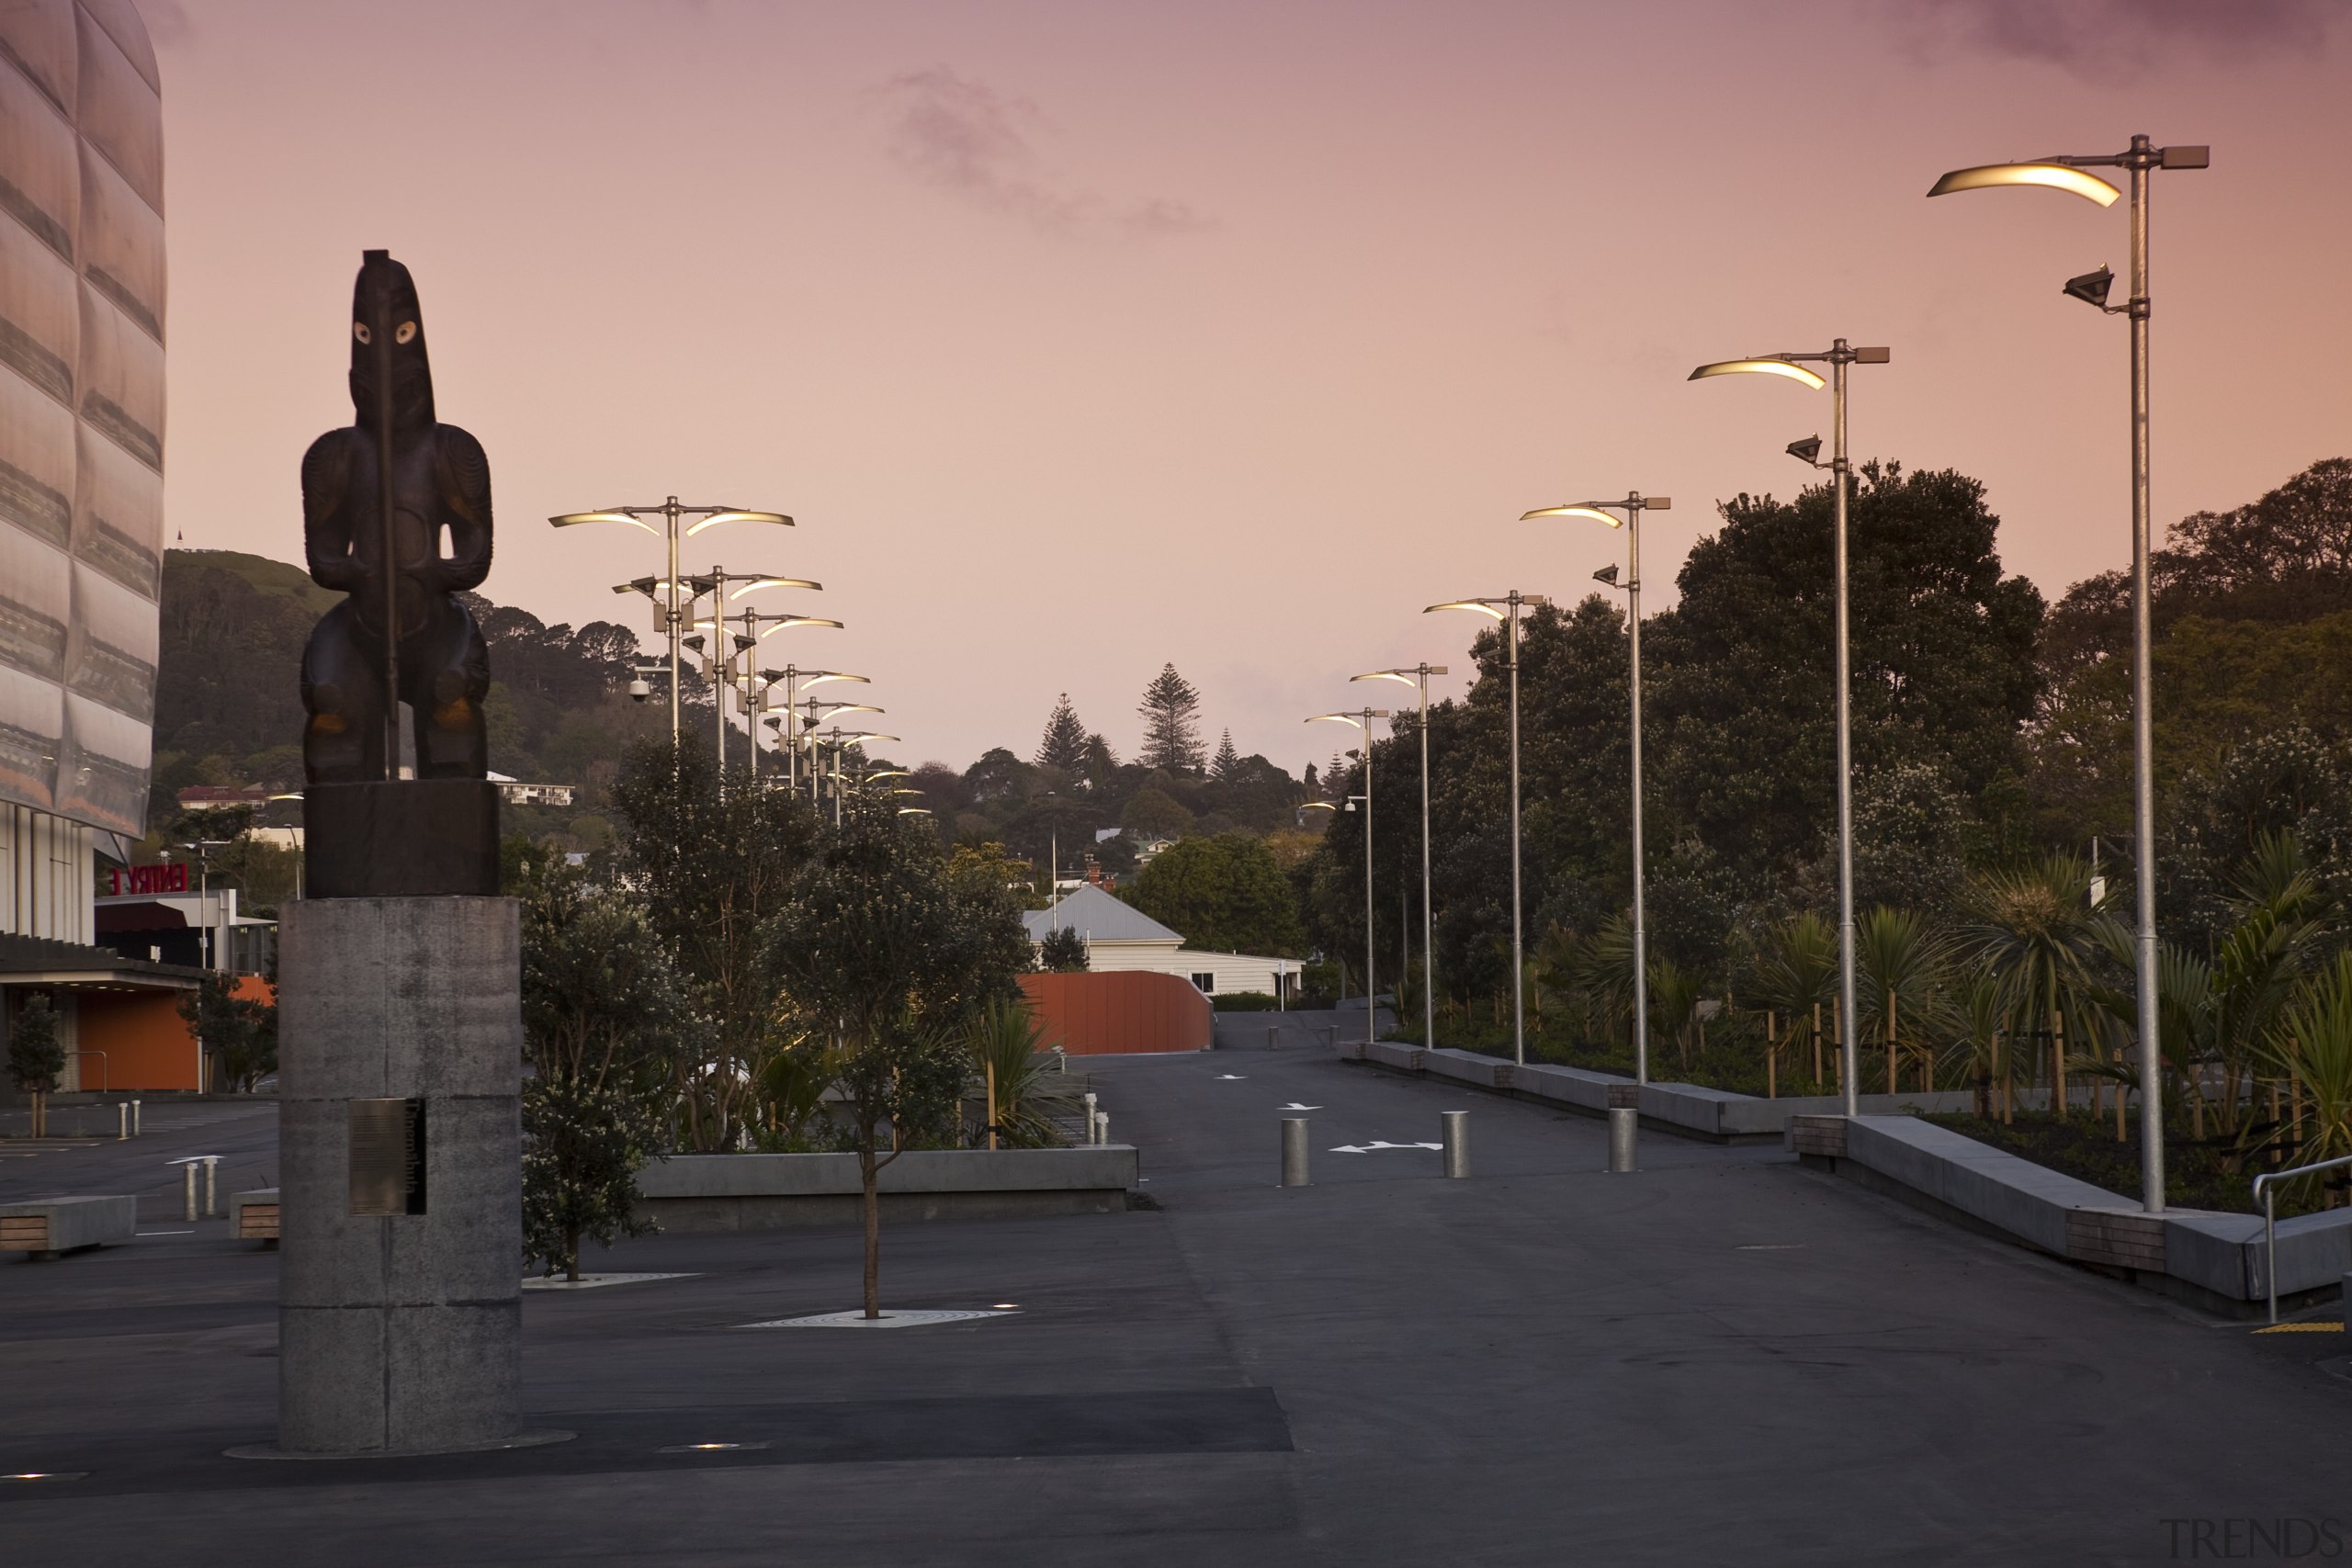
xmin=0 ymin=0 xmax=163 ymax=938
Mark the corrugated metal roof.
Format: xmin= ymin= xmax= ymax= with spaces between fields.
xmin=1021 ymin=884 xmax=1181 ymax=944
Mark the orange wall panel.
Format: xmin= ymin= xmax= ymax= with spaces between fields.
xmin=73 ymin=991 xmax=200 ymax=1091
xmin=1018 ymin=971 xmax=1212 ymax=1055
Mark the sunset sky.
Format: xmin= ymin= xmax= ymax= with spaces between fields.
xmin=149 ymin=0 xmax=2352 ymax=776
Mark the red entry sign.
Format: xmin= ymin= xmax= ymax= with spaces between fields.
xmin=109 ymin=863 xmax=190 ymax=896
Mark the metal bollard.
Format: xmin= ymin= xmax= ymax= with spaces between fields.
xmin=1268 ymin=1025 xmax=1278 ymax=1052
xmin=1281 ymin=1118 xmax=1309 ymax=1187
xmin=181 ymin=1160 xmax=199 ymax=1222
xmin=1442 ymin=1111 xmax=1469 ymax=1179
xmin=1605 ymin=1083 xmax=1639 ymax=1173
xmin=202 ymin=1155 xmax=220 ymax=1217
xmin=118 ymin=1102 xmax=128 ymax=1141
xmin=1082 ymin=1092 xmax=1098 ymax=1144
xmin=131 ymin=1099 xmax=141 ymax=1136
xmin=2343 ymin=1271 xmax=2350 ymax=1333
xmin=1095 ymin=1111 xmax=1110 ymax=1145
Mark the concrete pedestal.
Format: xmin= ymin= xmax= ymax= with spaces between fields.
xmin=277 ymin=896 xmax=525 ymax=1455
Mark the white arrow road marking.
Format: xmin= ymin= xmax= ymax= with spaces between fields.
xmin=1329 ymin=1140 xmax=1444 ymax=1154
xmin=1214 ymin=1074 xmax=1249 ymax=1080
xmin=1278 ymin=1102 xmax=1322 ymax=1111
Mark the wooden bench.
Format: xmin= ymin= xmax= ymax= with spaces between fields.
xmin=231 ymin=1188 xmax=280 ymax=1247
xmin=1 ymin=1196 xmax=136 ymax=1258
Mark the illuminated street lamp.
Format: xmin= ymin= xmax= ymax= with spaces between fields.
xmin=1928 ymin=134 xmax=2209 ymax=1213
xmin=690 ymin=601 xmax=842 ymax=786
xmin=549 ymin=500 xmax=793 ymax=742
xmin=1426 ymin=592 xmax=1547 ymax=1066
xmin=754 ymin=669 xmax=869 ymax=793
xmin=1353 ymin=664 xmax=1448 ymax=1051
xmin=1308 ymin=708 xmax=1390 ymax=1046
xmin=1690 ymin=344 xmax=1888 ymax=1115
xmin=1523 ymin=494 xmax=1668 ymax=1084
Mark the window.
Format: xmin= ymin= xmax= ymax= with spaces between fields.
xmin=1190 ymin=972 xmax=1216 ymax=994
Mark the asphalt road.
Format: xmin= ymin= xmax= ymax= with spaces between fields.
xmin=1 ymin=1037 xmax=2344 ymax=1566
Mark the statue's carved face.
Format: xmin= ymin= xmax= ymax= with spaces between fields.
xmin=348 ymin=253 xmax=435 ymax=429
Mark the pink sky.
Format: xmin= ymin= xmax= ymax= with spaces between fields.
xmin=151 ymin=0 xmax=2352 ymax=776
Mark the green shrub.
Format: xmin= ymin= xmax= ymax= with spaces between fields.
xmin=1213 ymin=991 xmax=1281 ymax=1012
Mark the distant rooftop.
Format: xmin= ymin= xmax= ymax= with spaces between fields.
xmin=1020 ymin=883 xmax=1178 ymax=944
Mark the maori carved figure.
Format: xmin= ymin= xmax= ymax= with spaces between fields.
xmin=300 ymin=252 xmax=492 ymax=783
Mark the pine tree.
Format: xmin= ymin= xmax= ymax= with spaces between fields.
xmin=1035 ymin=694 xmax=1089 ymax=770
xmin=1136 ymin=664 xmax=1205 ymax=773
xmin=1303 ymin=761 xmax=1319 ymax=796
xmin=1211 ymin=728 xmax=1239 ymax=779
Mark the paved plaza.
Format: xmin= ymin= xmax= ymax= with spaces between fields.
xmin=3 ymin=1037 xmax=2345 ymax=1565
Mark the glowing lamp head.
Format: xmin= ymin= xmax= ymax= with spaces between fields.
xmin=1927 ymin=162 xmax=2120 ymax=207
xmin=1688 ymin=358 xmax=1827 ymax=390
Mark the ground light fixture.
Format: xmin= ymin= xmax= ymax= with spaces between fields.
xmin=1425 ymin=592 xmax=1547 ymax=1065
xmin=552 ymin=499 xmax=794 ymax=741
xmin=1307 ymin=709 xmax=1390 ymax=1047
xmin=1928 ymin=133 xmax=2209 ymax=1213
xmin=1522 ymin=495 xmax=1668 ymax=1086
xmin=1353 ymin=666 xmax=1447 ymax=1054
xmin=1689 ymin=344 xmax=1886 ymax=1116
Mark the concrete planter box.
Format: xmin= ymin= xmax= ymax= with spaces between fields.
xmin=633 ymin=1146 xmax=1142 ymax=1232
xmin=1 ymin=1195 xmax=135 ymax=1257
xmin=231 ymin=1188 xmax=280 ymax=1245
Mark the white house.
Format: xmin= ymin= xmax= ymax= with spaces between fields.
xmin=1023 ymin=885 xmax=1297 ymax=1002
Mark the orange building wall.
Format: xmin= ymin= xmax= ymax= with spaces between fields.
xmin=74 ymin=976 xmax=275 ymax=1093
xmin=72 ymin=992 xmax=199 ymax=1091
xmin=1019 ymin=971 xmax=1212 ymax=1055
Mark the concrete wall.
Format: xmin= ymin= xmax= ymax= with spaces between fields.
xmin=634 ymin=1146 xmax=1141 ymax=1232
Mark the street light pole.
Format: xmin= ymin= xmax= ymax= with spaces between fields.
xmin=1521 ymin=494 xmax=1668 ymax=1082
xmin=1928 ymin=135 xmax=2207 ymax=1212
xmin=551 ymin=500 xmax=794 ymax=745
xmin=1308 ymin=707 xmax=1391 ymax=1046
xmin=1354 ymin=664 xmax=1448 ymax=1052
xmin=1429 ymin=592 xmax=1546 ymax=1065
xmin=1690 ymin=344 xmax=1888 ymax=1115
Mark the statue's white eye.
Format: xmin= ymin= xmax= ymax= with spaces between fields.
xmin=353 ymin=321 xmax=372 ymax=344
xmin=395 ymin=321 xmax=417 ymax=344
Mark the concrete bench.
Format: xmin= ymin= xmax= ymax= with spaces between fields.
xmin=1 ymin=1195 xmax=136 ymax=1258
xmin=634 ymin=1147 xmax=1141 ymax=1232
xmin=231 ymin=1188 xmax=280 ymax=1246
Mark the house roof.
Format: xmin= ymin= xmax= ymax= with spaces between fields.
xmin=1021 ymin=884 xmax=1180 ymax=944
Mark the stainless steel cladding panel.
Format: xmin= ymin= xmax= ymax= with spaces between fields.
xmin=0 ymin=0 xmax=164 ymax=837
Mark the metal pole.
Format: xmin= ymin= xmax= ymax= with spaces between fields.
xmin=203 ymin=1155 xmax=219 ymax=1218
xmin=182 ymin=1161 xmax=198 ymax=1223
xmin=1281 ymin=1118 xmax=1310 ymax=1187
xmin=1363 ymin=708 xmax=1375 ymax=1047
xmin=1831 ymin=350 xmax=1860 ymax=1119
xmin=666 ymin=500 xmax=683 ymax=745
xmin=2129 ymin=136 xmax=2165 ymax=1214
xmin=1419 ymin=668 xmax=1434 ymax=1053
xmin=1628 ymin=499 xmax=1648 ymax=1088
xmin=1509 ymin=594 xmax=1525 ymax=1067
xmin=1609 ymin=1096 xmax=1638 ymax=1173
xmin=1441 ymin=1110 xmax=1468 ymax=1179
xmin=118 ymin=1101 xmax=127 ymax=1140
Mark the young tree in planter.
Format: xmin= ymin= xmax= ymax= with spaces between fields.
xmin=177 ymin=974 xmax=277 ymax=1092
xmin=517 ymin=856 xmax=695 ymax=1280
xmin=7 ymin=995 xmax=63 ymax=1137
xmin=769 ymin=800 xmax=1029 ymax=1317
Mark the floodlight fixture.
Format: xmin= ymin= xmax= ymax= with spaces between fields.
xmin=1593 ymin=562 xmax=1620 ymax=586
xmin=2064 ymin=265 xmax=2118 ymax=310
xmin=1787 ymin=435 xmax=1824 ymax=467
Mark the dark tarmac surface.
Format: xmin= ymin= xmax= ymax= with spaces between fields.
xmin=3 ymin=1029 xmax=2345 ymax=1565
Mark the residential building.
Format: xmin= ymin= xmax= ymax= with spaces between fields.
xmin=1023 ymin=884 xmax=1297 ymax=1002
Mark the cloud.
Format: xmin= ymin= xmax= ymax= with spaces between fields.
xmin=876 ymin=68 xmax=1211 ymax=238
xmin=1911 ymin=0 xmax=2338 ymax=74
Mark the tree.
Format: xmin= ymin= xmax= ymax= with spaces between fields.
xmin=514 ymin=857 xmax=694 ymax=1279
xmin=610 ymin=739 xmax=817 ymax=1151
xmin=967 ymin=1001 xmax=1077 ymax=1147
xmin=1120 ymin=785 xmax=1193 ymax=841
xmin=7 ymin=996 xmax=63 ymax=1138
xmin=768 ymin=802 xmax=1029 ymax=1317
xmin=1211 ymin=729 xmax=1239 ymax=779
xmin=176 ymin=975 xmax=277 ymax=1092
xmin=1038 ymin=925 xmax=1089 ymax=972
xmin=1136 ymin=664 xmax=1205 ymax=773
xmin=1035 ymin=694 xmax=1090 ymax=771
xmin=1125 ymin=832 xmax=1306 ymax=956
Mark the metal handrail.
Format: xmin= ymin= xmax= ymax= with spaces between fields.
xmin=2251 ymin=1152 xmax=2352 ymax=1324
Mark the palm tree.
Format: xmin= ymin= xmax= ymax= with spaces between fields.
xmin=1960 ymin=853 xmax=2124 ymax=1118
xmin=1941 ymin=965 xmax=2011 ymax=1119
xmin=1571 ymin=912 xmax=1639 ymax=1055
xmin=1747 ymin=913 xmax=1840 ymax=1092
xmin=2261 ymin=951 xmax=2352 ymax=1208
xmin=1647 ymin=956 xmax=1702 ymax=1073
xmin=966 ymin=1001 xmax=1080 ymax=1148
xmin=1854 ymin=907 xmax=1954 ymax=1096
